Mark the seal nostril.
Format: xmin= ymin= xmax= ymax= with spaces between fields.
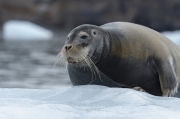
xmin=68 ymin=46 xmax=72 ymax=50
xmin=65 ymin=45 xmax=72 ymax=51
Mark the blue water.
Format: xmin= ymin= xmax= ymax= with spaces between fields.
xmin=0 ymin=32 xmax=71 ymax=89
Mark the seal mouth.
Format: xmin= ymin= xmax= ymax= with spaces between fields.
xmin=67 ymin=57 xmax=77 ymax=64
xmin=67 ymin=57 xmax=85 ymax=64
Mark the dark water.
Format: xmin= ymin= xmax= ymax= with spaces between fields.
xmin=0 ymin=32 xmax=71 ymax=89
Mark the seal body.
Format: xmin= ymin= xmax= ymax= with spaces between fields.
xmin=61 ymin=22 xmax=180 ymax=97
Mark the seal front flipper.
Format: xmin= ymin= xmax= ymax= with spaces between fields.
xmin=133 ymin=86 xmax=146 ymax=92
xmin=154 ymin=57 xmax=178 ymax=97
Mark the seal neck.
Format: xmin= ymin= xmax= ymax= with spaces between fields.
xmin=95 ymin=31 xmax=111 ymax=65
xmin=95 ymin=29 xmax=125 ymax=66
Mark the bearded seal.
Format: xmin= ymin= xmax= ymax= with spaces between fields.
xmin=59 ymin=22 xmax=180 ymax=97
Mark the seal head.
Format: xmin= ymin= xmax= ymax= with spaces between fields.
xmin=61 ymin=24 xmax=107 ymax=65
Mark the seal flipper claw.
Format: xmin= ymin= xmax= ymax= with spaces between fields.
xmin=133 ymin=86 xmax=146 ymax=92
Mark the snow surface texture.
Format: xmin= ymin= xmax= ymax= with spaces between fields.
xmin=0 ymin=85 xmax=180 ymax=119
xmin=3 ymin=20 xmax=53 ymax=40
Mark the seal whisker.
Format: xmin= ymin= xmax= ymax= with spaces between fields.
xmin=81 ymin=60 xmax=87 ymax=71
xmin=81 ymin=59 xmax=95 ymax=84
xmin=46 ymin=52 xmax=66 ymax=79
xmin=79 ymin=51 xmax=98 ymax=83
xmin=80 ymin=50 xmax=102 ymax=82
xmin=57 ymin=52 xmax=67 ymax=67
xmin=87 ymin=56 xmax=102 ymax=82
xmin=82 ymin=54 xmax=96 ymax=82
xmin=57 ymin=51 xmax=62 ymax=57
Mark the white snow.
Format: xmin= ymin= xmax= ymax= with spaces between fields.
xmin=0 ymin=85 xmax=180 ymax=119
xmin=2 ymin=20 xmax=53 ymax=40
xmin=162 ymin=30 xmax=180 ymax=45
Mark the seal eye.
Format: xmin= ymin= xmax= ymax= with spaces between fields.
xmin=80 ymin=35 xmax=88 ymax=39
xmin=93 ymin=31 xmax=96 ymax=35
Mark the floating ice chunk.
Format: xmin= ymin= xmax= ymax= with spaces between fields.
xmin=3 ymin=20 xmax=53 ymax=40
xmin=162 ymin=30 xmax=180 ymax=45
